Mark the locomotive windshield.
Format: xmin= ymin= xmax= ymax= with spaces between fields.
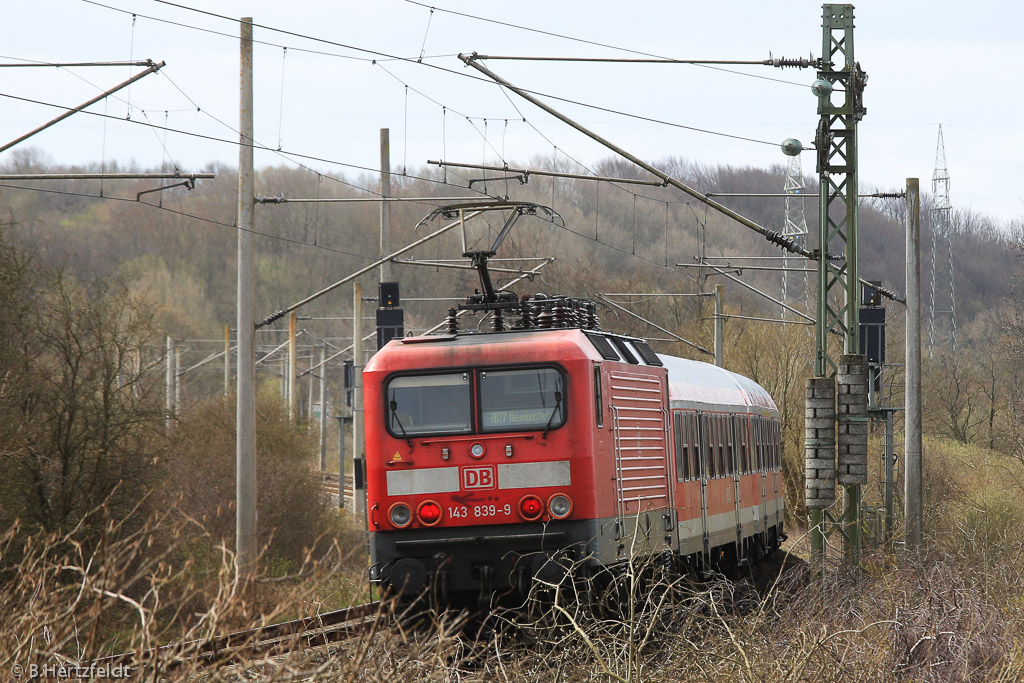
xmin=387 ymin=372 xmax=472 ymax=435
xmin=384 ymin=366 xmax=565 ymax=437
xmin=480 ymin=368 xmax=564 ymax=432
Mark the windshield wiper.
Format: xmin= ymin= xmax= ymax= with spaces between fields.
xmin=389 ymin=397 xmax=413 ymax=450
xmin=541 ymin=388 xmax=563 ymax=441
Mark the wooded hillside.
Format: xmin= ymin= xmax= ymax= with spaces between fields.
xmin=2 ymin=149 xmax=1015 ymax=353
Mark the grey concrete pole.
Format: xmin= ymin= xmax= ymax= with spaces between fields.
xmin=165 ymin=336 xmax=176 ymax=428
xmin=175 ymin=346 xmax=182 ymax=414
xmin=337 ymin=415 xmax=348 ymax=510
xmin=884 ymin=409 xmax=894 ymax=545
xmin=288 ymin=312 xmax=297 ymax=421
xmin=319 ymin=343 xmax=328 ymax=471
xmin=380 ymin=128 xmax=391 ymax=283
xmin=307 ymin=352 xmax=315 ymax=423
xmin=224 ymin=325 xmax=231 ymax=397
xmin=714 ymin=284 xmax=724 ymax=367
xmin=235 ymin=17 xmax=258 ymax=582
xmin=905 ymin=178 xmax=923 ymax=549
xmin=353 ymin=282 xmax=366 ymax=519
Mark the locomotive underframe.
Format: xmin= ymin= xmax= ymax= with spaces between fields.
xmin=370 ymin=508 xmax=785 ymax=603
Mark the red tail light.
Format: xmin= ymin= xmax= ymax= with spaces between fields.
xmin=518 ymin=495 xmax=544 ymax=521
xmin=417 ymin=500 xmax=443 ymax=526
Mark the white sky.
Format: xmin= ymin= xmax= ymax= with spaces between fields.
xmin=1 ymin=0 xmax=1021 ymax=225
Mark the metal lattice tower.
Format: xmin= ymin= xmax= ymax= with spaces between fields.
xmin=814 ymin=4 xmax=865 ymax=376
xmin=782 ymin=153 xmax=810 ymax=317
xmin=928 ymin=124 xmax=957 ymax=356
xmin=808 ymin=3 xmax=868 ymax=568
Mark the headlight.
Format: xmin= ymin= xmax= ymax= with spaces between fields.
xmin=388 ymin=502 xmax=412 ymax=528
xmin=548 ymin=493 xmax=573 ymax=519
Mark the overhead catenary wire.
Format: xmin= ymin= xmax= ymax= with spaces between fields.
xmin=82 ymin=0 xmax=803 ymax=151
xmin=459 ymin=54 xmax=813 ymax=258
xmin=255 ymin=210 xmax=484 ymax=328
xmin=0 ymin=89 xmax=495 ymax=204
xmin=469 ymin=55 xmax=789 ymax=65
xmin=428 ymin=160 xmax=665 ymax=187
xmin=597 ymin=294 xmax=712 ymax=356
xmin=0 ymin=182 xmax=381 ymax=260
xmin=5 ymin=5 xmax=823 ymax=297
xmin=15 ymin=0 xmax=807 ymax=229
xmin=0 ymin=61 xmax=163 ymax=154
xmin=401 ymin=0 xmax=811 ymax=88
xmin=0 ymin=59 xmax=157 ymax=68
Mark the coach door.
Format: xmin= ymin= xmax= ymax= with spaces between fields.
xmin=729 ymin=414 xmax=743 ymax=562
xmin=696 ymin=412 xmax=710 ymax=558
xmin=756 ymin=417 xmax=769 ymax=542
xmin=609 ymin=370 xmax=673 ymax=551
xmin=770 ymin=419 xmax=781 ymax=529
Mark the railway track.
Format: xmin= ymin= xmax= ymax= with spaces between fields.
xmin=320 ymin=471 xmax=354 ymax=499
xmin=90 ymin=600 xmax=384 ymax=672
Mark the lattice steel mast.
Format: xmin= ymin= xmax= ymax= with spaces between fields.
xmin=806 ymin=4 xmax=869 ymax=568
xmin=782 ymin=153 xmax=810 ymax=317
xmin=928 ymin=124 xmax=957 ymax=356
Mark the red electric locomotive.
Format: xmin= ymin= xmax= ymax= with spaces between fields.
xmin=363 ymin=295 xmax=785 ymax=605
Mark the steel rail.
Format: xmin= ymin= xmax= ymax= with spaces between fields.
xmin=88 ymin=601 xmax=384 ymax=671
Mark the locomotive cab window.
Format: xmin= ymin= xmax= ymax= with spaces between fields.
xmin=386 ymin=372 xmax=472 ymax=436
xmin=480 ymin=367 xmax=565 ymax=432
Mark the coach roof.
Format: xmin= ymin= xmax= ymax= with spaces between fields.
xmin=658 ymin=354 xmax=777 ymax=412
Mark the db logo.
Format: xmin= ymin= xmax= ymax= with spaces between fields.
xmin=461 ymin=465 xmax=496 ymax=490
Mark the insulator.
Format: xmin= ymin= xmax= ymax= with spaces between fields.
xmin=536 ymin=308 xmax=553 ymax=329
xmin=492 ymin=308 xmax=505 ymax=332
xmin=515 ymin=297 xmax=530 ymax=328
xmin=566 ymin=301 xmax=579 ymax=328
xmin=772 ymin=56 xmax=810 ymax=69
xmin=551 ymin=302 xmax=566 ymax=328
xmin=446 ymin=308 xmax=459 ymax=334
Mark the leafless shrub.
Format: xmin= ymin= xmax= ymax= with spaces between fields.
xmin=0 ymin=498 xmax=376 ymax=680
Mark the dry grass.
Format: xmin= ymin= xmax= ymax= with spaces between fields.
xmin=3 ymin=435 xmax=1024 ymax=681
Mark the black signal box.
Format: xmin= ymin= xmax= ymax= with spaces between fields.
xmin=379 ymin=281 xmax=400 ymax=307
xmin=376 ymin=307 xmax=404 ymax=349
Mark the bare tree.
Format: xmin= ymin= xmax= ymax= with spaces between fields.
xmin=0 ymin=231 xmax=166 ymax=547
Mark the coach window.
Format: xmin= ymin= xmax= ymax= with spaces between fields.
xmin=682 ymin=412 xmax=694 ymax=481
xmin=717 ymin=416 xmax=728 ymax=477
xmin=699 ymin=415 xmax=711 ymax=479
xmin=594 ymin=366 xmax=604 ymax=428
xmin=479 ymin=367 xmax=565 ymax=433
xmin=772 ymin=420 xmax=781 ymax=469
xmin=756 ymin=418 xmax=766 ymax=471
xmin=738 ymin=417 xmax=750 ymax=474
xmin=387 ymin=372 xmax=472 ymax=436
xmin=674 ymin=412 xmax=685 ymax=481
xmin=711 ymin=416 xmax=721 ymax=479
xmin=689 ymin=414 xmax=700 ymax=480
xmin=725 ymin=415 xmax=736 ymax=476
